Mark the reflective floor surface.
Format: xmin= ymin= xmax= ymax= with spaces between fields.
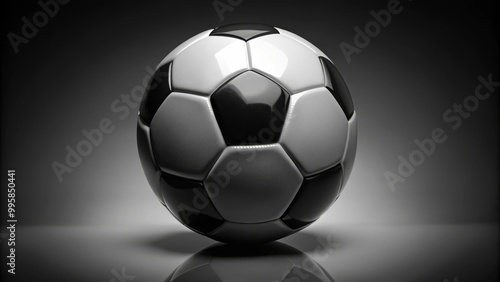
xmin=10 ymin=223 xmax=498 ymax=281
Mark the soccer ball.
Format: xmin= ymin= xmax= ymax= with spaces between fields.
xmin=165 ymin=242 xmax=335 ymax=281
xmin=137 ymin=23 xmax=357 ymax=243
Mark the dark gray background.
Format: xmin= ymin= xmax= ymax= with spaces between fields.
xmin=1 ymin=0 xmax=497 ymax=225
xmin=1 ymin=0 xmax=498 ymax=281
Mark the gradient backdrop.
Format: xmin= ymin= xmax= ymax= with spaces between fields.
xmin=1 ymin=0 xmax=498 ymax=281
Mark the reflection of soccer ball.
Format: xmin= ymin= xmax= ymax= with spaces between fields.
xmin=166 ymin=242 xmax=335 ymax=282
xmin=137 ymin=23 xmax=357 ymax=243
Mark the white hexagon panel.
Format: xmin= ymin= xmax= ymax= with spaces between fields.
xmin=247 ymin=34 xmax=325 ymax=94
xmin=171 ymin=36 xmax=249 ymax=95
xmin=279 ymin=87 xmax=348 ymax=176
xmin=150 ymin=92 xmax=226 ymax=180
xmin=204 ymin=144 xmax=303 ymax=224
xmin=275 ymin=27 xmax=329 ymax=59
xmin=157 ymin=29 xmax=213 ymax=69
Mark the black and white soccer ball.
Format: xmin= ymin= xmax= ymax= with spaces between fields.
xmin=137 ymin=23 xmax=357 ymax=243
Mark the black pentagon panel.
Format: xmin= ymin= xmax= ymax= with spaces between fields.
xmin=159 ymin=173 xmax=224 ymax=234
xmin=208 ymin=220 xmax=292 ymax=244
xmin=281 ymin=217 xmax=313 ymax=231
xmin=282 ymin=165 xmax=343 ymax=225
xmin=210 ymin=23 xmax=279 ymax=41
xmin=282 ymin=266 xmax=329 ymax=282
xmin=139 ymin=62 xmax=172 ymax=125
xmin=137 ymin=118 xmax=163 ymax=203
xmin=320 ymin=57 xmax=354 ymax=119
xmin=211 ymin=71 xmax=289 ymax=145
xmin=199 ymin=242 xmax=301 ymax=257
